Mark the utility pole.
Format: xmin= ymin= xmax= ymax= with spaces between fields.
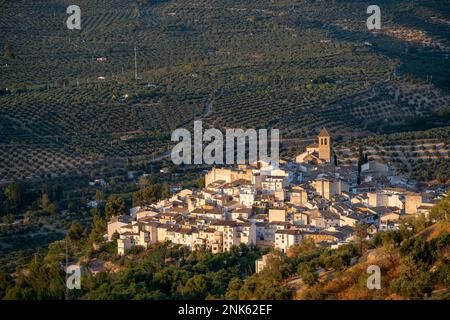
xmin=65 ymin=239 xmax=69 ymax=300
xmin=134 ymin=45 xmax=138 ymax=82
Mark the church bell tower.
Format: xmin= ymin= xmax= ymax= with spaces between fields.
xmin=318 ymin=127 xmax=331 ymax=163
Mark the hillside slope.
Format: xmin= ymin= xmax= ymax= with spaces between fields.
xmin=297 ymin=222 xmax=450 ymax=300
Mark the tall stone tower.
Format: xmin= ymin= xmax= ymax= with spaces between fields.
xmin=318 ymin=127 xmax=331 ymax=163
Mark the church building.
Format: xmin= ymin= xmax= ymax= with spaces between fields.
xmin=295 ymin=128 xmax=332 ymax=164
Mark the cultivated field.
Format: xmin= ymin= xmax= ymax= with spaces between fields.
xmin=335 ymin=127 xmax=450 ymax=182
xmin=0 ymin=0 xmax=449 ymax=182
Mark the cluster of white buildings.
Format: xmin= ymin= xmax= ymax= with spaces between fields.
xmin=107 ymin=128 xmax=444 ymax=256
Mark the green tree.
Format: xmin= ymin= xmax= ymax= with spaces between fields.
xmin=196 ymin=176 xmax=205 ymax=189
xmin=357 ymin=145 xmax=364 ymax=184
xmin=4 ymin=259 xmax=65 ymax=299
xmin=4 ymin=182 xmax=23 ymax=212
xmin=132 ymin=184 xmax=161 ymax=206
xmin=391 ymin=256 xmax=433 ymax=299
xmin=225 ymin=277 xmax=242 ymax=300
xmin=138 ymin=175 xmax=154 ymax=189
xmin=105 ymin=195 xmax=126 ymax=219
xmin=297 ymin=264 xmax=318 ymax=286
xmin=3 ymin=213 xmax=14 ymax=224
xmin=161 ymin=182 xmax=170 ymax=199
xmin=355 ymin=223 xmax=369 ymax=251
xmin=3 ymin=42 xmax=14 ymax=59
xmin=47 ymin=202 xmax=59 ymax=217
xmin=289 ymin=237 xmax=317 ymax=256
xmin=429 ymin=191 xmax=450 ymax=222
xmin=39 ymin=193 xmax=51 ymax=211
xmin=238 ymin=274 xmax=291 ymax=300
xmin=67 ymin=222 xmax=84 ymax=246
xmin=180 ymin=275 xmax=208 ymax=299
xmin=89 ymin=209 xmax=106 ymax=244
xmin=0 ymin=269 xmax=13 ymax=299
xmin=95 ymin=190 xmax=105 ymax=202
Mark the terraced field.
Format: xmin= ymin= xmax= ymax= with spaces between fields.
xmin=342 ymin=79 xmax=450 ymax=129
xmin=0 ymin=0 xmax=449 ymax=182
xmin=335 ymin=127 xmax=450 ymax=182
xmin=0 ymin=83 xmax=206 ymax=183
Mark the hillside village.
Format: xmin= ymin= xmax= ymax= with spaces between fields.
xmin=1 ymin=0 xmax=449 ymax=304
xmin=107 ymin=128 xmax=446 ymax=256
